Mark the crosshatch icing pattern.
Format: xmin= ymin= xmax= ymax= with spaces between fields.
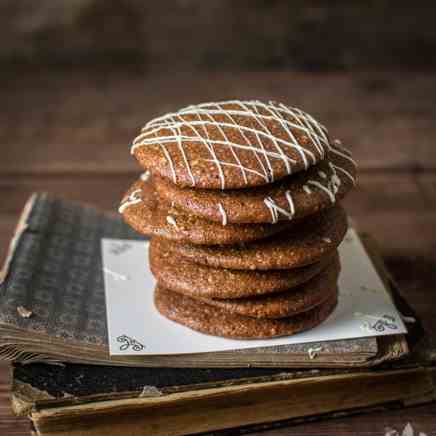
xmin=124 ymin=100 xmax=357 ymax=225
xmin=131 ymin=100 xmax=333 ymax=189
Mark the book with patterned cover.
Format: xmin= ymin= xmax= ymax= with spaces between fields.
xmin=0 ymin=193 xmax=409 ymax=367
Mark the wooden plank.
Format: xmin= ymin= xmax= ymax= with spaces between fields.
xmin=418 ymin=174 xmax=436 ymax=207
xmin=0 ymin=215 xmax=18 ymax=265
xmin=1 ymin=71 xmax=436 ymax=174
xmin=2 ymin=2 xmax=436 ymax=70
xmin=0 ymin=363 xmax=29 ymax=435
xmin=257 ymin=404 xmax=436 ymax=435
xmin=0 ymin=174 xmax=134 ymax=215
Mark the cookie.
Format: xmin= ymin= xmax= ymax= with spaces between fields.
xmin=150 ymin=237 xmax=337 ymax=299
xmin=120 ymin=175 xmax=293 ymax=245
xmin=154 ymin=285 xmax=338 ymax=339
xmin=160 ymin=204 xmax=348 ymax=270
xmin=154 ymin=143 xmax=356 ymax=224
xmin=195 ymin=257 xmax=340 ymax=319
xmin=131 ymin=100 xmax=330 ymax=189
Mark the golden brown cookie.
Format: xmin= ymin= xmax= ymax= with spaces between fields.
xmin=150 ymin=237 xmax=337 ymax=299
xmin=194 ymin=257 xmax=340 ymax=319
xmin=154 ymin=285 xmax=338 ymax=339
xmin=160 ymin=204 xmax=348 ymax=270
xmin=154 ymin=144 xmax=356 ymax=224
xmin=119 ymin=176 xmax=293 ymax=245
xmin=131 ymin=100 xmax=331 ymax=189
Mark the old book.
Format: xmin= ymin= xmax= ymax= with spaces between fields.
xmin=0 ymin=193 xmax=408 ymax=367
xmin=10 ymin=345 xmax=436 ymax=436
xmin=10 ymin=292 xmax=434 ymax=435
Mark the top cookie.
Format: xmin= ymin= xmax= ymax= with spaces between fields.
xmin=131 ymin=100 xmax=330 ymax=189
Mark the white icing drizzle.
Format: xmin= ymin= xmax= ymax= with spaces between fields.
xmin=287 ymin=105 xmax=327 ymax=157
xmin=198 ymin=119 xmax=227 ymax=190
xmin=209 ymin=103 xmax=249 ymax=185
xmin=308 ymin=346 xmax=323 ymax=359
xmin=118 ymin=189 xmax=142 ymax=213
xmin=172 ymin=123 xmax=196 ymax=187
xmin=331 ymin=162 xmax=356 ymax=185
xmin=318 ymin=170 xmax=327 ymax=179
xmin=328 ymin=140 xmax=357 ymax=168
xmin=303 ymin=185 xmax=312 ymax=194
xmin=131 ymin=100 xmax=329 ymax=189
xmin=240 ymin=101 xmax=276 ymax=182
xmin=285 ymin=190 xmax=295 ymax=216
xmin=322 ymin=237 xmax=332 ymax=243
xmin=255 ymin=102 xmax=310 ymax=171
xmin=259 ymin=139 xmax=356 ymax=222
xmin=217 ymin=203 xmax=228 ymax=226
xmin=159 ymin=143 xmax=177 ymax=184
xmin=140 ymin=170 xmax=151 ymax=181
xmin=307 ymin=180 xmax=336 ymax=203
xmin=264 ymin=190 xmax=295 ymax=224
xmin=166 ymin=215 xmax=178 ymax=229
xmin=305 ymin=157 xmax=344 ymax=204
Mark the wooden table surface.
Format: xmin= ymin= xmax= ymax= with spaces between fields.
xmin=1 ymin=69 xmax=435 ymax=435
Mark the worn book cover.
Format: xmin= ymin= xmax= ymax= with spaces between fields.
xmin=10 ymin=352 xmax=436 ymax=435
xmin=10 ymin=297 xmax=434 ymax=435
xmin=0 ymin=193 xmax=408 ymax=367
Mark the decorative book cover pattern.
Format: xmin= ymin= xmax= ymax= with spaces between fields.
xmin=0 ymin=193 xmax=144 ymax=348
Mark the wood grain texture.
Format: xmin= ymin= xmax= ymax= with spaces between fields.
xmin=256 ymin=405 xmax=436 ymax=435
xmin=0 ymin=364 xmax=30 ymax=435
xmin=0 ymin=69 xmax=435 ymax=435
xmin=1 ymin=1 xmax=436 ymax=70
xmin=1 ymin=71 xmax=436 ymax=174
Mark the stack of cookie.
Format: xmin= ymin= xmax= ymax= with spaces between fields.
xmin=119 ymin=100 xmax=357 ymax=339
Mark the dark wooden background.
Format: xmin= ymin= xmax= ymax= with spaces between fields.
xmin=2 ymin=1 xmax=436 ymax=70
xmin=1 ymin=2 xmax=436 ymax=435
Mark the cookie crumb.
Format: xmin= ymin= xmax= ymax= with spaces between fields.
xmin=401 ymin=314 xmax=416 ymax=324
xmin=17 ymin=306 xmax=33 ymax=318
xmin=217 ymin=203 xmax=228 ymax=226
xmin=103 ymin=267 xmax=129 ymax=281
xmin=139 ymin=385 xmax=162 ymax=398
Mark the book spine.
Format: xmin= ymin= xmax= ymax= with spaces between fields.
xmin=0 ymin=193 xmax=38 ymax=285
xmin=30 ymin=367 xmax=435 ymax=436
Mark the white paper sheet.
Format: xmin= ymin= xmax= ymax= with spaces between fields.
xmin=102 ymin=229 xmax=407 ymax=356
